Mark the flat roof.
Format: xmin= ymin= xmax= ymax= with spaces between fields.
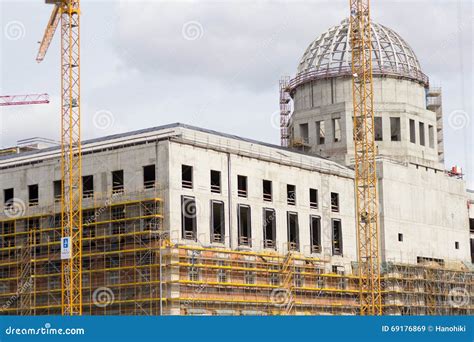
xmin=0 ymin=122 xmax=328 ymax=162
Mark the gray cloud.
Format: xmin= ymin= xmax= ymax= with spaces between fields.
xmin=113 ymin=1 xmax=346 ymax=91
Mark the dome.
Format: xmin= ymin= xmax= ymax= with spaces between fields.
xmin=292 ymin=19 xmax=428 ymax=87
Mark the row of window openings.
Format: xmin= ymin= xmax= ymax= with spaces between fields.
xmin=398 ymin=233 xmax=460 ymax=250
xmin=0 ymin=209 xmax=158 ymax=239
xmin=181 ymin=196 xmax=343 ymax=255
xmin=0 ymin=274 xmax=156 ymax=292
xmin=310 ymin=118 xmax=341 ymax=144
xmin=182 ymin=165 xmax=340 ymax=212
xmin=2 ymin=165 xmax=156 ymax=207
xmin=304 ymin=117 xmax=435 ymax=147
xmin=187 ymin=264 xmax=343 ymax=287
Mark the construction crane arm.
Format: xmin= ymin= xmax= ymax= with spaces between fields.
xmin=36 ymin=4 xmax=60 ymax=63
xmin=0 ymin=94 xmax=50 ymax=106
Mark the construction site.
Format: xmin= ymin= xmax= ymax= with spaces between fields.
xmin=0 ymin=1 xmax=472 ymax=316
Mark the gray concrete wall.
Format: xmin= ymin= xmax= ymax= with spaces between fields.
xmin=0 ymin=140 xmax=169 ymax=215
xmin=378 ymin=160 xmax=471 ymax=264
xmin=167 ymin=129 xmax=357 ymax=270
xmin=0 ymin=126 xmax=357 ymax=271
xmin=290 ymin=77 xmax=442 ymax=168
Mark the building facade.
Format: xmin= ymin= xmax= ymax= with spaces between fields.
xmin=287 ymin=19 xmax=471 ymax=265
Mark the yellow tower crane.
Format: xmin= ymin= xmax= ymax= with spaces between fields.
xmin=37 ymin=0 xmax=83 ymax=315
xmin=349 ymin=0 xmax=382 ymax=315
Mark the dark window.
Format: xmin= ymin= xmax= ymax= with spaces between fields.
xmin=53 ymin=180 xmax=62 ymax=202
xmin=299 ymin=123 xmax=309 ymax=143
xmin=28 ymin=218 xmax=39 ymax=230
xmin=287 ymin=212 xmax=299 ymax=251
xmin=331 ymin=192 xmax=339 ymax=212
xmin=210 ymin=170 xmax=221 ymax=193
xmin=332 ymin=265 xmax=344 ymax=274
xmin=3 ymin=188 xmax=13 ymax=205
xmin=398 ymin=233 xmax=403 ymax=242
xmin=83 ymin=209 xmax=96 ymax=225
xmin=316 ymin=120 xmax=325 ymax=145
xmin=417 ymin=256 xmax=444 ymax=266
xmin=333 ymin=118 xmax=341 ymax=142
xmin=390 ymin=117 xmax=401 ymax=141
xmin=143 ymin=165 xmax=156 ymax=189
xmin=83 ymin=219 xmax=96 ymax=238
xmin=83 ymin=210 xmax=96 ymax=238
xmin=419 ymin=122 xmax=425 ymax=146
xmin=237 ymin=175 xmax=247 ymax=198
xmin=181 ymin=196 xmax=197 ymax=240
xmin=112 ymin=170 xmax=124 ymax=194
xmin=112 ymin=222 xmax=125 ymax=235
xmin=309 ymin=188 xmax=318 ymax=209
xmin=332 ymin=219 xmax=343 ymax=255
xmin=263 ymin=180 xmax=272 ymax=202
xmin=182 ymin=165 xmax=193 ymax=189
xmin=287 ymin=184 xmax=296 ymax=205
xmin=111 ymin=205 xmax=125 ymax=234
xmin=455 ymin=241 xmax=459 ymax=250
xmin=310 ymin=215 xmax=321 ymax=253
xmin=210 ymin=200 xmax=225 ymax=243
xmin=470 ymin=219 xmax=474 ymax=234
xmin=374 ymin=117 xmax=383 ymax=141
xmin=237 ymin=204 xmax=251 ymax=246
xmin=111 ymin=205 xmax=125 ymax=220
xmin=28 ymin=184 xmax=39 ymax=206
xmin=428 ymin=125 xmax=434 ymax=148
xmin=82 ymin=175 xmax=94 ymax=198
xmin=53 ymin=214 xmax=61 ymax=228
xmin=409 ymin=119 xmax=416 ymax=143
xmin=3 ymin=221 xmax=14 ymax=234
xmin=263 ymin=208 xmax=276 ymax=249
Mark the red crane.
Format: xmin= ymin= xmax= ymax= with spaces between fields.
xmin=0 ymin=93 xmax=49 ymax=107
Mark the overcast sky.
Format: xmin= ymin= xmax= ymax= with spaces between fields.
xmin=0 ymin=0 xmax=472 ymax=186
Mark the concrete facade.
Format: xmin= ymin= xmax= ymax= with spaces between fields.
xmin=289 ymin=76 xmax=470 ymax=264
xmin=167 ymin=127 xmax=357 ymax=271
xmin=0 ymin=17 xmax=472 ymax=317
xmin=0 ymin=124 xmax=357 ymax=271
xmin=1 ymin=123 xmax=471 ymax=267
xmin=378 ymin=160 xmax=470 ymax=264
xmin=287 ymin=19 xmax=472 ymax=266
xmin=290 ymin=77 xmax=441 ymax=169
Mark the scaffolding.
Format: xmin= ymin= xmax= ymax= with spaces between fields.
xmin=426 ymin=87 xmax=444 ymax=162
xmin=169 ymin=245 xmax=359 ymax=316
xmin=0 ymin=189 xmax=164 ymax=315
xmin=382 ymin=261 xmax=473 ymax=315
xmin=289 ymin=138 xmax=311 ymax=152
xmin=279 ymin=76 xmax=291 ymax=148
xmin=280 ymin=253 xmax=295 ymax=315
xmin=17 ymin=226 xmax=33 ymax=315
xmin=0 ymin=192 xmax=472 ymax=315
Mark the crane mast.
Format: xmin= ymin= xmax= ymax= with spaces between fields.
xmin=349 ymin=0 xmax=382 ymax=315
xmin=37 ymin=0 xmax=82 ymax=315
